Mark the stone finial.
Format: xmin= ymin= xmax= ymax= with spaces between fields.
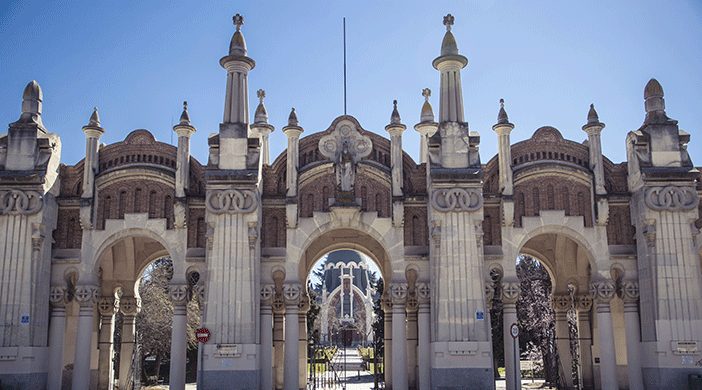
xmin=420 ymin=88 xmax=435 ymax=123
xmin=288 ymin=107 xmax=299 ymax=127
xmin=88 ymin=107 xmax=101 ymax=127
xmin=582 ymin=103 xmax=605 ymax=131
xmin=179 ymin=101 xmax=191 ymax=125
xmin=497 ymin=98 xmax=509 ymax=125
xmin=254 ymin=89 xmax=269 ymax=124
xmin=643 ymin=78 xmax=670 ymax=124
xmin=390 ymin=99 xmax=401 ymax=125
xmin=229 ymin=14 xmax=247 ymax=56
xmin=17 ymin=80 xmax=43 ymax=126
xmin=233 ymin=13 xmax=244 ymax=31
xmin=443 ymin=14 xmax=455 ymax=32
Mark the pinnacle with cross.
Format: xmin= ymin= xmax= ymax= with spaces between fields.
xmin=233 ymin=14 xmax=244 ymax=31
xmin=257 ymin=89 xmax=265 ymax=103
xmin=422 ymin=88 xmax=431 ymax=102
xmin=183 ymin=101 xmax=188 ymax=111
xmin=443 ymin=14 xmax=455 ymax=32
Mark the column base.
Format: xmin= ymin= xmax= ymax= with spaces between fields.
xmin=430 ymin=342 xmax=495 ymax=389
xmin=0 ymin=346 xmax=48 ymax=390
xmin=200 ymin=343 xmax=260 ymax=389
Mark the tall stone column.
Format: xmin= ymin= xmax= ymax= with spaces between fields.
xmin=552 ymin=293 xmax=575 ymax=389
xmin=251 ymin=89 xmax=275 ymax=166
xmin=621 ymin=281 xmax=644 ymax=390
xmin=575 ymin=294 xmax=595 ymax=390
xmin=283 ymin=284 xmax=301 ymax=390
xmin=390 ymin=283 xmax=408 ymax=390
xmin=405 ymin=295 xmax=418 ymax=388
xmin=169 ymin=284 xmax=189 ymax=390
xmin=72 ymin=285 xmax=99 ymax=390
xmin=48 ymin=287 xmax=68 ymax=390
xmin=81 ymin=108 xmax=104 ymax=199
xmin=492 ymin=99 xmax=515 ymax=226
xmin=416 ymin=283 xmax=431 ymax=390
xmin=118 ymin=297 xmax=140 ymax=389
xmin=590 ymin=280 xmax=618 ymax=390
xmin=502 ymin=281 xmax=521 ymax=390
xmin=173 ymin=102 xmax=196 ymax=198
xmin=97 ymin=296 xmax=119 ymax=390
xmin=260 ymin=285 xmax=274 ymax=390
xmin=298 ymin=293 xmax=310 ymax=390
xmin=381 ymin=293 xmax=393 ymax=388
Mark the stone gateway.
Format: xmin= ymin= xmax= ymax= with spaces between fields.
xmin=0 ymin=12 xmax=700 ymax=390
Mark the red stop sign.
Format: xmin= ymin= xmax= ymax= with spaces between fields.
xmin=196 ymin=328 xmax=210 ymax=343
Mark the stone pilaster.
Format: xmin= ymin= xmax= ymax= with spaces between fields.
xmin=259 ymin=285 xmax=274 ymax=390
xmin=416 ymin=282 xmax=431 ymax=390
xmin=620 ymin=281 xmax=644 ymax=390
xmin=575 ymin=294 xmax=594 ymax=390
xmin=169 ymin=284 xmax=189 ymax=390
xmin=590 ymin=280 xmax=618 ymax=390
xmin=283 ymin=110 xmax=303 ymax=228
xmin=118 ymin=296 xmax=140 ymax=390
xmin=282 ymin=284 xmax=300 ymax=390
xmin=552 ymin=293 xmax=575 ymax=389
xmin=389 ymin=283 xmax=408 ymax=390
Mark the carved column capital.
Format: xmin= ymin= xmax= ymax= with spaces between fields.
xmin=49 ymin=286 xmax=68 ymax=309
xmin=575 ymin=294 xmax=594 ymax=312
xmin=551 ymin=294 xmax=573 ymax=313
xmin=192 ymin=283 xmax=206 ymax=305
xmin=260 ymin=284 xmax=275 ymax=306
xmin=298 ymin=292 xmax=311 ymax=313
xmin=380 ymin=291 xmax=393 ymax=312
xmin=589 ymin=279 xmax=616 ymax=304
xmin=283 ymin=283 xmax=302 ymax=307
xmin=169 ymin=284 xmax=189 ymax=306
xmin=485 ymin=282 xmax=495 ymax=310
xmin=389 ymin=283 xmax=408 ymax=306
xmin=416 ymin=282 xmax=431 ymax=304
xmin=501 ymin=281 xmax=520 ymax=305
xmin=97 ymin=296 xmax=119 ymax=317
xmin=619 ymin=280 xmax=640 ymax=304
xmin=74 ymin=285 xmax=99 ymax=308
xmin=119 ymin=296 xmax=141 ymax=316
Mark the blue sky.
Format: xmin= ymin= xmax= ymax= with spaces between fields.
xmin=1 ymin=1 xmax=700 ymax=166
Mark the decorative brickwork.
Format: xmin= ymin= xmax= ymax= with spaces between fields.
xmin=53 ymin=208 xmax=81 ymax=249
xmin=96 ymin=179 xmax=175 ymax=229
xmin=187 ymin=207 xmax=206 ymax=248
xmin=261 ymin=207 xmax=286 ymax=248
xmin=403 ymin=206 xmax=428 ymax=246
xmin=514 ymin=176 xmax=593 ymax=227
xmin=482 ymin=206 xmax=501 ymax=245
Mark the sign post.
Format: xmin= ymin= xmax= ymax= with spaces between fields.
xmin=196 ymin=328 xmax=210 ymax=389
xmin=510 ymin=323 xmax=520 ymax=390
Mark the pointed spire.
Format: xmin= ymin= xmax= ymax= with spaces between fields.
xmin=644 ymin=78 xmax=663 ymax=99
xmin=254 ymin=89 xmax=269 ymax=124
xmin=497 ymin=99 xmax=509 ymax=125
xmin=420 ymin=88 xmax=435 ymax=123
xmin=288 ymin=107 xmax=299 ymax=127
xmin=179 ymin=101 xmax=191 ymax=125
xmin=16 ymin=80 xmax=43 ymax=126
xmin=390 ymin=100 xmax=402 ymax=125
xmin=439 ymin=14 xmax=461 ymax=57
xmin=582 ymin=103 xmax=605 ymax=131
xmin=229 ymin=13 xmax=248 ymax=56
xmin=88 ymin=107 xmax=101 ymax=127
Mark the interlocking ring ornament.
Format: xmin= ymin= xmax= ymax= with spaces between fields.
xmin=431 ymin=188 xmax=483 ymax=212
xmin=644 ymin=186 xmax=698 ymax=211
xmin=206 ymin=189 xmax=258 ymax=214
xmin=0 ymin=190 xmax=43 ymax=215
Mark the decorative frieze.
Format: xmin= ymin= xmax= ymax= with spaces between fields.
xmin=575 ymin=294 xmax=593 ymax=312
xmin=552 ymin=294 xmax=573 ymax=312
xmin=205 ymin=189 xmax=258 ymax=214
xmin=644 ymin=186 xmax=698 ymax=211
xmin=431 ymin=188 xmax=483 ymax=212
xmin=283 ymin=284 xmax=301 ymax=306
xmin=0 ymin=189 xmax=43 ymax=215
xmin=260 ymin=284 xmax=275 ymax=305
xmin=390 ymin=283 xmax=408 ymax=306
xmin=98 ymin=296 xmax=119 ymax=316
xmin=619 ymin=281 xmax=640 ymax=304
xmin=49 ymin=286 xmax=68 ymax=309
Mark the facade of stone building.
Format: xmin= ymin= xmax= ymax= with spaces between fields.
xmin=0 ymin=11 xmax=701 ymax=390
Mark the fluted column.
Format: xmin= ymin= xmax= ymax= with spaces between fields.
xmin=590 ymin=280 xmax=618 ymax=390
xmin=501 ymin=281 xmax=521 ymax=390
xmin=283 ymin=284 xmax=301 ymax=390
xmin=260 ymin=285 xmax=274 ymax=390
xmin=48 ymin=287 xmax=68 ymax=390
xmin=621 ymin=281 xmax=643 ymax=390
xmin=390 ymin=283 xmax=408 ymax=390
xmin=416 ymin=283 xmax=431 ymax=390
xmin=97 ymin=295 xmax=119 ymax=390
xmin=118 ymin=296 xmax=140 ymax=389
xmin=72 ymin=285 xmax=99 ymax=390
xmin=575 ymin=294 xmax=595 ymax=390
xmin=169 ymin=284 xmax=189 ymax=390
